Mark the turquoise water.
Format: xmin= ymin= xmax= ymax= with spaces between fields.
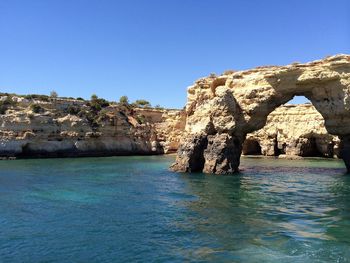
xmin=0 ymin=156 xmax=350 ymax=262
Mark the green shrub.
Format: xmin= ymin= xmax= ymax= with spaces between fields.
xmin=136 ymin=114 xmax=146 ymax=124
xmin=24 ymin=94 xmax=50 ymax=102
xmin=134 ymin=99 xmax=151 ymax=108
xmin=89 ymin=94 xmax=109 ymax=112
xmin=30 ymin=103 xmax=44 ymax=113
xmin=98 ymin=109 xmax=108 ymax=117
xmin=0 ymin=104 xmax=8 ymax=114
xmin=76 ymin=95 xmax=111 ymax=129
xmin=1 ymin=96 xmax=16 ymax=106
xmin=50 ymin=91 xmax=58 ymax=98
xmin=98 ymin=98 xmax=109 ymax=108
xmin=89 ymin=102 xmax=101 ymax=112
xmin=154 ymin=104 xmax=164 ymax=110
xmin=0 ymin=96 xmax=17 ymax=114
xmin=76 ymin=97 xmax=84 ymax=101
xmin=223 ymin=70 xmax=235 ymax=75
xmin=78 ymin=110 xmax=100 ymax=129
xmin=96 ymin=109 xmax=110 ymax=123
xmin=66 ymin=105 xmax=81 ymax=115
xmin=119 ymin=96 xmax=129 ymax=105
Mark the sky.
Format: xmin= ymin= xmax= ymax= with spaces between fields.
xmin=0 ymin=0 xmax=349 ymax=108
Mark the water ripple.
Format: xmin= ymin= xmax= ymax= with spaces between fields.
xmin=0 ymin=156 xmax=349 ymax=262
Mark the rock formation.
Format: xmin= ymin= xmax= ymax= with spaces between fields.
xmin=154 ymin=109 xmax=186 ymax=153
xmin=1 ymin=54 xmax=349 ymax=168
xmin=0 ymin=93 xmax=341 ymax=162
xmin=171 ymin=54 xmax=350 ymax=174
xmin=244 ymin=104 xmax=339 ymax=158
xmin=0 ymin=95 xmax=185 ymax=158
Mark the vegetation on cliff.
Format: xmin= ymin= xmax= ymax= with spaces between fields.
xmin=0 ymin=91 xmax=184 ymax=158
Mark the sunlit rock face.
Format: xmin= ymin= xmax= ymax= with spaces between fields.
xmin=171 ymin=54 xmax=350 ymax=174
xmin=0 ymin=105 xmax=158 ymax=157
xmin=153 ymin=109 xmax=186 ymax=153
xmin=0 ymin=97 xmax=185 ymax=158
xmin=244 ymin=104 xmax=339 ymax=158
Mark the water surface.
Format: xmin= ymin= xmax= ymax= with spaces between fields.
xmin=0 ymin=156 xmax=349 ymax=262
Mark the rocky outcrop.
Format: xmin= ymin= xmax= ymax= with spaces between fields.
xmin=2 ymin=55 xmax=349 ymax=166
xmin=0 ymin=96 xmax=185 ymax=158
xmin=154 ymin=109 xmax=186 ymax=153
xmin=171 ymin=54 xmax=350 ymax=174
xmin=0 ymin=105 xmax=151 ymax=157
xmin=243 ymin=104 xmax=339 ymax=158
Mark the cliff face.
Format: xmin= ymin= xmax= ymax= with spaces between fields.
xmin=126 ymin=107 xmax=186 ymax=154
xmin=0 ymin=95 xmax=344 ymax=161
xmin=0 ymin=97 xmax=157 ymax=157
xmin=154 ymin=110 xmax=186 ymax=153
xmin=155 ymin=103 xmax=340 ymax=159
xmin=0 ymin=95 xmax=185 ymax=158
xmin=171 ymin=54 xmax=350 ymax=174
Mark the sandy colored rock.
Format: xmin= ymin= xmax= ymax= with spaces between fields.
xmin=154 ymin=109 xmax=186 ymax=153
xmin=0 ymin=95 xmax=187 ymax=158
xmin=172 ymin=54 xmax=350 ymax=174
xmin=244 ymin=104 xmax=339 ymax=158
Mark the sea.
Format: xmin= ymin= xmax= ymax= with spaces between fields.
xmin=0 ymin=155 xmax=349 ymax=262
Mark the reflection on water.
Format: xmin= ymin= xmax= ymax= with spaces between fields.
xmin=0 ymin=155 xmax=349 ymax=262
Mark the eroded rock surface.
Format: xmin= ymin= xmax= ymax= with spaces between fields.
xmin=244 ymin=104 xmax=339 ymax=158
xmin=0 ymin=97 xmax=185 ymax=158
xmin=171 ymin=54 xmax=350 ymax=174
xmin=154 ymin=109 xmax=186 ymax=153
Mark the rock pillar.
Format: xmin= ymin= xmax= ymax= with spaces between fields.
xmin=171 ymin=133 xmax=244 ymax=174
xmin=170 ymin=134 xmax=208 ymax=173
xmin=340 ymin=136 xmax=350 ymax=173
xmin=203 ymin=133 xmax=243 ymax=174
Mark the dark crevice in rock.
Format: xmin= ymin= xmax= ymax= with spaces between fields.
xmin=242 ymin=139 xmax=262 ymax=155
xmin=340 ymin=136 xmax=350 ymax=173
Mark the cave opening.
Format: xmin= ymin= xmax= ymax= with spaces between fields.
xmin=275 ymin=142 xmax=286 ymax=156
xmin=242 ymin=139 xmax=262 ymax=155
xmin=299 ymin=137 xmax=324 ymax=157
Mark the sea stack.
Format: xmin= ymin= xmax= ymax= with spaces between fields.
xmin=171 ymin=55 xmax=350 ymax=174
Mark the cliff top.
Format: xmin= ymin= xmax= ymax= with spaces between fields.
xmin=196 ymin=54 xmax=350 ymax=82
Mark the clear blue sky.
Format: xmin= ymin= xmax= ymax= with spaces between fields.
xmin=0 ymin=0 xmax=349 ymax=108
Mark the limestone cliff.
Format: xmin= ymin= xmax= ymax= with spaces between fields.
xmin=154 ymin=109 xmax=186 ymax=153
xmin=171 ymin=54 xmax=350 ymax=174
xmin=0 ymin=96 xmax=157 ymax=157
xmin=0 ymin=95 xmax=184 ymax=158
xmin=0 ymin=93 xmax=340 ymax=161
xmin=243 ymin=104 xmax=339 ymax=158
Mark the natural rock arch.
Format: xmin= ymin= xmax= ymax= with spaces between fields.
xmin=171 ymin=54 xmax=350 ymax=174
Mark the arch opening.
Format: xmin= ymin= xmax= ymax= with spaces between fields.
xmin=242 ymin=139 xmax=262 ymax=155
xmin=244 ymin=95 xmax=339 ymax=159
xmin=287 ymin=95 xmax=312 ymax=105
